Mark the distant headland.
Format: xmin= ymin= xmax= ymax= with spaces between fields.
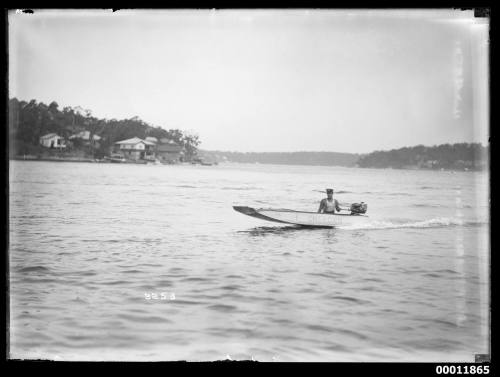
xmin=199 ymin=143 xmax=488 ymax=171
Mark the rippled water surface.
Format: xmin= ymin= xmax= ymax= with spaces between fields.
xmin=9 ymin=161 xmax=490 ymax=361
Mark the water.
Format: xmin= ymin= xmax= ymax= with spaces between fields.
xmin=8 ymin=161 xmax=490 ymax=361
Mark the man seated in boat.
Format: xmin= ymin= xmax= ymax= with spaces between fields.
xmin=318 ymin=188 xmax=341 ymax=214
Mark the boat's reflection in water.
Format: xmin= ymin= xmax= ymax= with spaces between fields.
xmin=238 ymin=225 xmax=334 ymax=237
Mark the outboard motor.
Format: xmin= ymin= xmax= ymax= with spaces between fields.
xmin=350 ymin=202 xmax=367 ymax=215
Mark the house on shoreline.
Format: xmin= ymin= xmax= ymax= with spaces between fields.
xmin=39 ymin=133 xmax=66 ymax=149
xmin=113 ymin=136 xmax=182 ymax=164
xmin=114 ymin=137 xmax=156 ymax=161
xmin=157 ymin=138 xmax=182 ymax=163
xmin=112 ymin=136 xmax=183 ymax=163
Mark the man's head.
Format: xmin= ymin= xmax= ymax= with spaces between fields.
xmin=326 ymin=188 xmax=333 ymax=199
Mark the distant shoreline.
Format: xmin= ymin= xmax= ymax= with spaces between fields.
xmin=9 ymin=156 xmax=487 ymax=172
xmin=200 ymin=144 xmax=488 ymax=172
xmin=11 ymin=156 xmax=98 ymax=163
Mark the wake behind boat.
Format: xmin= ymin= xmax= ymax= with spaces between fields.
xmin=233 ymin=205 xmax=368 ymax=228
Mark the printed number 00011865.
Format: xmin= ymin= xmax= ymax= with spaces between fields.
xmin=435 ymin=366 xmax=489 ymax=374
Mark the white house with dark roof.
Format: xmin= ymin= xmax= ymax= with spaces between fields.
xmin=114 ymin=137 xmax=156 ymax=161
xmin=39 ymin=133 xmax=66 ymax=149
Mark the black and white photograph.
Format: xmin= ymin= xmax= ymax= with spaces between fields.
xmin=7 ymin=9 xmax=490 ymax=363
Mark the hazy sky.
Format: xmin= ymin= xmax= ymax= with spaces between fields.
xmin=9 ymin=9 xmax=489 ymax=153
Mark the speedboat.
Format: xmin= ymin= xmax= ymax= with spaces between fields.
xmin=233 ymin=204 xmax=368 ymax=228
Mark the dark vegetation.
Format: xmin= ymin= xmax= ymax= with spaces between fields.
xmin=9 ymin=98 xmax=200 ymax=159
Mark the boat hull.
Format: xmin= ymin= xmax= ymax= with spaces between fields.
xmin=233 ymin=206 xmax=368 ymax=228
